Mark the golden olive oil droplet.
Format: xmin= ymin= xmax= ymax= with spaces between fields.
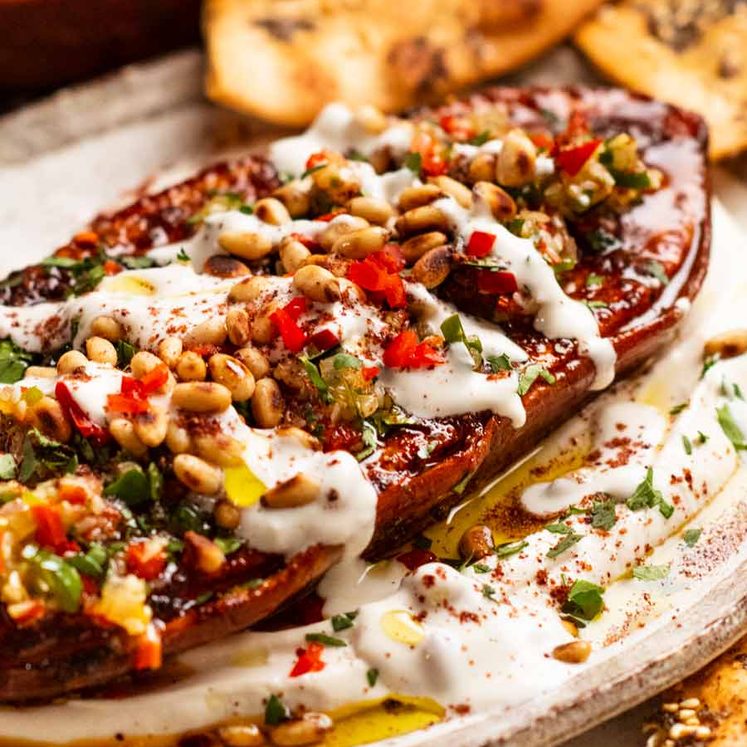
xmin=380 ymin=610 xmax=425 ymax=646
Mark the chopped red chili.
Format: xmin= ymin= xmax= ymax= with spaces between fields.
xmin=305 ymin=151 xmax=332 ymax=171
xmin=346 ymin=249 xmax=406 ymax=309
xmin=133 ymin=623 xmax=163 ymax=671
xmin=32 ymin=504 xmax=77 ymax=555
xmin=382 ymin=330 xmax=444 ymax=370
xmin=397 ymin=548 xmax=438 ymax=570
xmin=126 ymin=541 xmax=167 ymax=581
xmin=361 ymin=365 xmax=380 ymax=381
xmin=310 ymin=328 xmax=340 ymax=352
xmin=476 ymin=270 xmax=518 ymax=295
xmin=270 ymin=297 xmax=309 ymax=353
xmin=554 ymin=139 xmax=602 ymax=177
xmin=289 ymin=641 xmax=325 ymax=677
xmin=55 ymin=381 xmax=109 ymax=445
xmin=466 ymin=231 xmax=496 ymax=258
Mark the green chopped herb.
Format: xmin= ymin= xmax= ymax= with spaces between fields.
xmin=553 ymin=258 xmax=577 ymax=275
xmin=176 ymin=248 xmax=190 ymax=262
xmin=68 ymin=543 xmax=107 ymax=580
xmin=301 ymin=162 xmax=328 ymax=179
xmin=695 ymin=431 xmax=709 ymax=445
xmin=331 ymin=612 xmax=357 ymax=632
xmin=404 ymin=152 xmax=423 ymax=173
xmin=546 ymin=531 xmax=583 ymax=558
xmin=0 ymin=453 xmax=16 ymax=480
xmin=584 ymin=300 xmax=609 ymax=310
xmin=545 ymin=523 xmax=572 ymax=534
xmin=356 ymin=419 xmax=378 ymax=462
xmin=682 ymin=435 xmax=693 ymax=455
xmin=453 ymin=472 xmax=473 ymax=495
xmin=481 ymin=584 xmax=496 ymax=600
xmin=587 ymin=228 xmax=621 ymax=254
xmin=238 ymin=204 xmax=254 ymax=215
xmin=472 ymin=563 xmax=491 ymax=574
xmin=487 ymin=354 xmax=512 ymax=372
xmin=120 ymin=256 xmax=158 ymax=270
xmin=194 ymin=591 xmax=214 ymax=605
xmin=26 ymin=547 xmax=82 ymax=613
xmin=305 ymin=632 xmax=348 ymax=647
xmin=18 ymin=429 xmax=77 ymax=483
xmin=717 ymin=405 xmax=747 ymax=450
xmin=669 ymin=402 xmax=688 ymax=415
xmin=494 ymin=540 xmax=528 ymax=558
xmin=300 ymin=355 xmax=332 ymax=403
xmin=735 ymin=383 xmax=745 ymax=400
xmin=103 ymin=467 xmax=151 ymax=506
xmin=586 ymin=273 xmax=604 ymax=289
xmin=114 ymin=339 xmax=136 ymax=367
xmin=702 ymin=355 xmax=719 ymax=378
xmin=683 ymin=528 xmax=702 ymax=547
xmin=468 ymin=130 xmax=491 ymax=146
xmin=0 ymin=339 xmax=35 ymax=384
xmin=147 ymin=462 xmax=163 ymax=501
xmin=214 ymin=536 xmax=243 ymax=555
xmin=627 ymin=467 xmax=663 ymax=512
xmin=333 ymin=353 xmax=362 ymax=370
xmin=440 ymin=313 xmax=483 ymax=368
xmin=590 ymin=498 xmax=617 ymax=531
xmin=517 ymin=364 xmax=556 ymax=396
xmin=367 ymin=668 xmax=380 ymax=687
xmin=171 ymin=503 xmax=207 ymax=534
xmin=632 ymin=563 xmax=670 ymax=581
xmin=264 ymin=694 xmax=290 ymax=726
xmin=610 ymin=169 xmax=651 ymax=189
xmin=562 ymin=579 xmax=605 ymax=623
xmin=644 ymin=260 xmax=669 ymax=286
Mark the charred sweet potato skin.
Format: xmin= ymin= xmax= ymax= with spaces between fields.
xmin=0 ymin=87 xmax=710 ymax=701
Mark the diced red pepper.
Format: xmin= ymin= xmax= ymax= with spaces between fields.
xmin=310 ymin=328 xmax=340 ymax=352
xmin=476 ymin=270 xmax=518 ymax=295
xmin=106 ymin=393 xmax=150 ymax=416
xmin=133 ymin=623 xmax=162 ymax=671
xmin=466 ymin=231 xmax=496 ymax=258
xmin=374 ymin=244 xmax=405 ymax=273
xmin=361 ymin=365 xmax=380 ymax=381
xmin=81 ymin=575 xmax=99 ymax=596
xmin=270 ymin=297 xmax=309 ymax=353
xmin=554 ymin=139 xmax=602 ymax=177
xmin=397 ymin=548 xmax=438 ymax=570
xmin=438 ymin=114 xmax=475 ymax=141
xmin=58 ymin=483 xmax=89 ymax=505
xmin=289 ymin=641 xmax=326 ymax=677
xmin=305 ymin=150 xmax=333 ymax=172
xmin=529 ymin=131 xmax=555 ymax=152
xmin=103 ymin=259 xmax=123 ymax=276
xmin=382 ymin=330 xmax=444 ymax=370
xmin=410 ymin=131 xmax=449 ymax=177
xmin=126 ymin=540 xmax=167 ymax=581
xmin=290 ymin=232 xmax=321 ymax=251
xmin=73 ymin=231 xmax=99 ymax=247
xmin=139 ymin=364 xmax=169 ymax=395
xmin=55 ymin=381 xmax=109 ymax=445
xmin=7 ymin=599 xmax=46 ymax=627
xmin=32 ymin=504 xmax=69 ymax=554
xmin=346 ymin=250 xmax=406 ymax=309
xmin=316 ymin=209 xmax=345 ymax=222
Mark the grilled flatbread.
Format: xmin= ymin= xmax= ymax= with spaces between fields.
xmin=575 ymin=0 xmax=747 ymax=160
xmin=204 ymin=0 xmax=604 ymax=126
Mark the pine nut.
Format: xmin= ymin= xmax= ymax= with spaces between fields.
xmin=270 ymin=712 xmax=333 ymax=746
xmin=273 ymin=183 xmax=311 ymax=219
xmin=496 ymin=129 xmax=537 ymax=187
xmin=668 ymin=724 xmax=696 ymax=740
xmin=217 ymin=723 xmax=264 ymax=746
xmin=109 ymin=418 xmax=148 ymax=457
xmin=331 ymin=226 xmax=388 ymax=259
xmin=133 ymin=407 xmax=168 ymax=448
xmin=86 ymin=336 xmax=117 ymax=365
xmin=252 ymin=378 xmax=284 ymax=427
xmin=679 ymin=698 xmax=700 ymax=709
xmin=677 ymin=709 xmax=696 ymax=720
xmin=293 ymin=265 xmax=341 ymax=303
xmin=252 ymin=313 xmax=276 ymax=345
xmin=347 ymin=196 xmax=395 ymax=226
xmin=234 ymin=346 xmax=270 ymax=380
xmin=468 ymin=153 xmax=497 ymax=183
xmin=661 ymin=703 xmax=679 ymax=713
xmin=185 ymin=530 xmax=225 ymax=573
xmin=173 ymin=454 xmax=222 ymax=495
xmin=318 ymin=216 xmax=369 ymax=251
xmin=473 ymin=182 xmax=517 ymax=221
xmin=27 ymin=397 xmax=72 ymax=443
xmin=228 ymin=275 xmax=272 ymax=303
xmin=354 ymin=104 xmax=388 ymax=133
xmin=552 ymin=640 xmax=592 ymax=664
xmin=411 ymin=245 xmax=452 ymax=288
xmin=208 ymin=354 xmax=255 ymax=401
xmin=90 ymin=315 xmax=124 ymax=342
xmin=186 ymin=317 xmax=227 ymax=346
xmin=219 ymin=232 xmax=273 ymax=261
xmin=400 ymin=231 xmax=449 ymax=263
xmin=458 ymin=525 xmax=494 ymax=560
xmin=24 ymin=366 xmax=57 ymax=379
xmin=254 ymin=197 xmax=291 ymax=226
xmin=704 ymin=329 xmax=747 ymax=359
xmin=428 ymin=175 xmax=473 ymax=209
xmin=56 ymin=350 xmax=89 ymax=375
xmin=131 ymin=351 xmax=165 ymax=379
xmin=157 ymin=336 xmax=183 ymax=369
xmin=694 ymin=726 xmax=712 ymax=739
xmin=395 ymin=205 xmax=450 ymax=236
xmin=226 ymin=307 xmax=252 ymax=347
xmin=204 ymin=255 xmax=251 ymax=279
xmin=214 ymin=500 xmax=242 ymax=530
xmin=398 ymin=184 xmax=442 ymax=212
xmin=262 ymin=473 xmax=320 ymax=508
xmin=165 ymin=421 xmax=191 ymax=453
xmin=276 ymin=425 xmax=321 ymax=451
xmin=172 ymin=382 xmax=232 ymax=413
xmin=300 ymin=253 xmax=349 ymax=278
xmin=176 ymin=351 xmax=207 ymax=382
xmin=279 ymin=237 xmax=311 ymax=274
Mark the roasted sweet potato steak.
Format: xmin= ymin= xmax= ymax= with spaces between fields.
xmin=0 ymin=87 xmax=709 ymax=702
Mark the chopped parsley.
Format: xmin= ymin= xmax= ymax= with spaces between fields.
xmin=683 ymin=528 xmax=702 ymax=547
xmin=404 ymin=152 xmax=423 ymax=173
xmin=331 ymin=612 xmax=357 ymax=632
xmin=176 ymin=248 xmax=190 ymax=262
xmin=367 ymin=668 xmax=380 ymax=686
xmin=440 ymin=314 xmax=483 ymax=368
xmin=305 ymin=632 xmax=348 ymax=647
xmin=264 ymin=694 xmax=290 ymax=726
xmin=0 ymin=453 xmax=16 ymax=480
xmin=356 ymin=420 xmax=379 ymax=462
xmin=472 ymin=563 xmax=491 ymax=574
xmin=68 ymin=543 xmax=108 ymax=580
xmin=643 ymin=260 xmax=669 ymax=286
xmin=468 ymin=130 xmax=491 ymax=146
xmin=481 ymin=584 xmax=497 ymax=600
xmin=561 ymin=579 xmax=605 ymax=625
xmin=300 ymin=162 xmax=328 ymax=179
xmin=546 ymin=531 xmax=583 ymax=558
xmin=487 ymin=353 xmax=512 ymax=372
xmin=632 ymin=563 xmax=670 ymax=581
xmin=0 ymin=339 xmax=35 ymax=383
xmin=590 ymin=497 xmax=617 ymax=531
xmin=333 ymin=353 xmax=362 ymax=370
xmin=494 ymin=540 xmax=528 ymax=558
xmin=586 ymin=273 xmax=603 ymax=289
xmin=115 ymin=339 xmax=137 ymax=367
xmin=18 ymin=429 xmax=78 ymax=483
xmin=214 ymin=536 xmax=243 ymax=555
xmin=103 ymin=467 xmax=151 ymax=507
xmin=300 ymin=355 xmax=332 ymax=403
xmin=695 ymin=431 xmax=709 ymax=445
xmin=716 ymin=405 xmax=747 ymax=450
xmin=669 ymin=402 xmax=688 ymax=415
xmin=24 ymin=546 xmax=82 ymax=613
xmin=546 ymin=523 xmax=573 ymax=534
xmin=626 ymin=467 xmax=673 ymax=518
xmin=682 ymin=435 xmax=692 ymax=455
xmin=517 ymin=364 xmax=556 ymax=396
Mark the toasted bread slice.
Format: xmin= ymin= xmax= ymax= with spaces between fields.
xmin=575 ymin=1 xmax=747 ymax=160
xmin=0 ymin=87 xmax=709 ymax=701
xmin=204 ymin=0 xmax=604 ymax=126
